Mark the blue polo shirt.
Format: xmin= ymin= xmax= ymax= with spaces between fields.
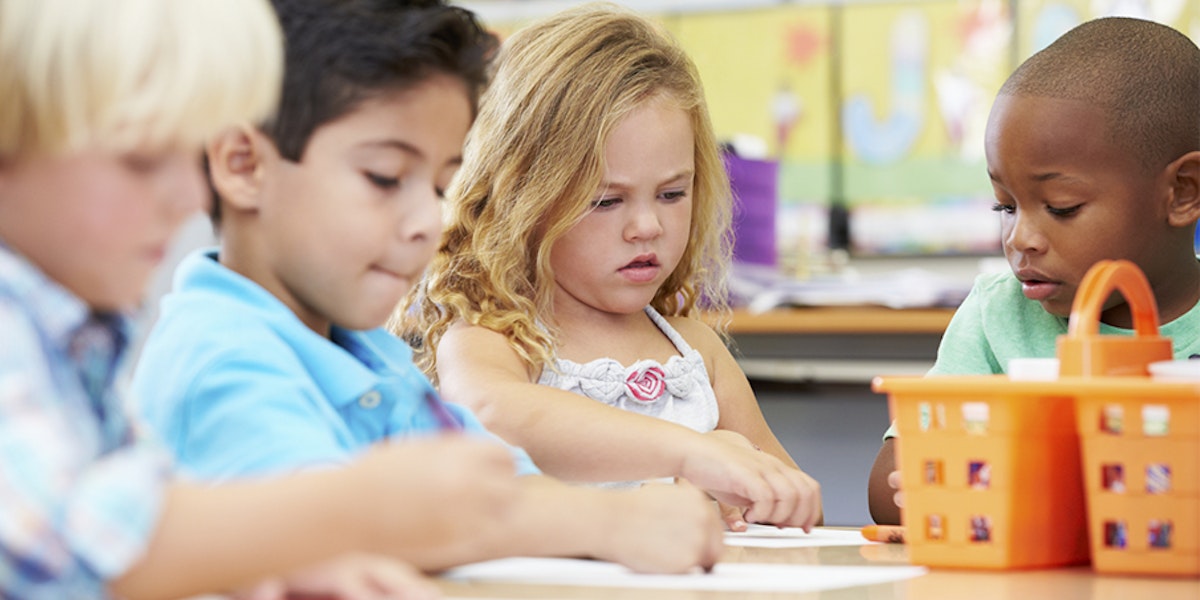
xmin=133 ymin=249 xmax=538 ymax=479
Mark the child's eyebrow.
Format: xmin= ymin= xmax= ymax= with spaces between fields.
xmin=360 ymin=139 xmax=424 ymax=158
xmin=988 ymin=170 xmax=1084 ymax=185
xmin=600 ymin=168 xmax=694 ymax=190
xmin=1031 ymin=171 xmax=1068 ymax=182
xmin=357 ymin=140 xmax=463 ymax=166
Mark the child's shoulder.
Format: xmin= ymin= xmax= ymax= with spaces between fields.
xmin=960 ymin=270 xmax=1028 ymax=313
xmin=971 ymin=270 xmax=1020 ymax=297
xmin=660 ymin=313 xmax=724 ymax=356
xmin=0 ymin=295 xmax=55 ymax=375
xmin=440 ymin=319 xmax=523 ymax=358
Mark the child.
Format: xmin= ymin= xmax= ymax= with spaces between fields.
xmin=404 ymin=2 xmax=822 ymax=532
xmin=867 ymin=16 xmax=1200 ymax=525
xmin=0 ymin=0 xmax=521 ymax=598
xmin=133 ymin=0 xmax=724 ymax=574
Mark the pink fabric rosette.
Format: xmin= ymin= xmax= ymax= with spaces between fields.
xmin=625 ymin=365 xmax=666 ymax=402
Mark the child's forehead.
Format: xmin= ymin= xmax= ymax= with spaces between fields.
xmin=988 ymin=95 xmax=1112 ymax=151
xmin=316 ymin=77 xmax=471 ymax=134
xmin=985 ymin=94 xmax=1148 ymax=179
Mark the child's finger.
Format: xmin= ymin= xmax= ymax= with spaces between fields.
xmin=757 ymin=469 xmax=800 ymax=526
xmin=717 ymin=501 xmax=747 ymax=531
xmin=230 ymin=578 xmax=285 ymax=600
xmin=887 ymin=469 xmax=902 ymax=490
xmin=364 ymin=560 xmax=441 ymax=600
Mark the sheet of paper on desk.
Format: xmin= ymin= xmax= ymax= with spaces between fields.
xmin=443 ymin=558 xmax=926 ymax=593
xmin=724 ymin=524 xmax=876 ymax=548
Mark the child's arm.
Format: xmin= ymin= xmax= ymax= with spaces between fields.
xmin=110 ymin=437 xmax=518 ymax=599
xmin=463 ymin=475 xmax=723 ymax=573
xmin=233 ymin=554 xmax=438 ymax=600
xmin=674 ymin=317 xmax=802 ymax=467
xmin=437 ymin=322 xmax=819 ymax=530
xmin=868 ymin=437 xmax=902 ymax=525
xmin=672 ymin=316 xmax=823 ymax=526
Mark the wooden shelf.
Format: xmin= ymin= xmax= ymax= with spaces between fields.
xmin=712 ymin=306 xmax=955 ymax=335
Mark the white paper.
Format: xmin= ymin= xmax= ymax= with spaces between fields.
xmin=442 ymin=557 xmax=925 ymax=593
xmin=723 ymin=524 xmax=876 ymax=548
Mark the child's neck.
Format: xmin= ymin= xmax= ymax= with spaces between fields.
xmin=1149 ymin=256 xmax=1200 ymax=325
xmin=555 ymin=306 xmax=677 ymax=365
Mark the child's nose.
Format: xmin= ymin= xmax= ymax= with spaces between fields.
xmin=402 ymin=185 xmax=444 ymax=244
xmin=1004 ymin=212 xmax=1046 ymax=254
xmin=625 ymin=203 xmax=664 ymax=241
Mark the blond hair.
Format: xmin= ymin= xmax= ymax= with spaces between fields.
xmin=0 ymin=0 xmax=282 ymax=159
xmin=401 ymin=2 xmax=732 ymax=383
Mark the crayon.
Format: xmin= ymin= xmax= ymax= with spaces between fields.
xmin=861 ymin=524 xmax=906 ymax=544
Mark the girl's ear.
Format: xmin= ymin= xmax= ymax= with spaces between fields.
xmin=205 ymin=124 xmax=268 ymax=215
xmin=1166 ymin=150 xmax=1200 ymax=227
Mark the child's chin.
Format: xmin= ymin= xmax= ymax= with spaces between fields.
xmin=340 ymin=307 xmax=394 ymax=331
xmin=87 ymin=289 xmax=145 ymax=313
xmin=1039 ymin=299 xmax=1073 ymax=319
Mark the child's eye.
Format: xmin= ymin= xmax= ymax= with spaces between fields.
xmin=661 ymin=190 xmax=688 ymax=202
xmin=990 ymin=202 xmax=1015 ymax=215
xmin=1046 ymin=204 xmax=1081 ymax=218
xmin=592 ymin=197 xmax=620 ymax=209
xmin=365 ymin=172 xmax=400 ymax=190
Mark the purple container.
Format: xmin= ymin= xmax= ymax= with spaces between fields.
xmin=725 ymin=154 xmax=779 ymax=267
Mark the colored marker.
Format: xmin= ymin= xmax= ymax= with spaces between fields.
xmin=861 ymin=524 xmax=905 ymax=544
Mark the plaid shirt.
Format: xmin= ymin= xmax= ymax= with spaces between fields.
xmin=0 ymin=243 xmax=170 ymax=599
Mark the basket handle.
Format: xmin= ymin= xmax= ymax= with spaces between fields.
xmin=1065 ymin=259 xmax=1161 ymax=338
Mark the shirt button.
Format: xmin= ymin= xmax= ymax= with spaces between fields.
xmin=358 ymin=390 xmax=382 ymax=409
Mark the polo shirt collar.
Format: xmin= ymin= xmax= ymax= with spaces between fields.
xmin=180 ymin=249 xmax=410 ymax=408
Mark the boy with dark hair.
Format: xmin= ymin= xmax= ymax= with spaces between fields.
xmin=868 ymin=16 xmax=1200 ymax=525
xmin=134 ymin=0 xmax=724 ymax=573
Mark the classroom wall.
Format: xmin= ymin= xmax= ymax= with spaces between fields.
xmin=464 ymin=0 xmax=1200 ymax=262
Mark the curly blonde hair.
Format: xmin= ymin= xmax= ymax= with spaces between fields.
xmin=396 ymin=2 xmax=732 ymax=383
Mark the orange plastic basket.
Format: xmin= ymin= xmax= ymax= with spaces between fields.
xmin=1072 ymin=378 xmax=1199 ymax=576
xmin=1062 ymin=261 xmax=1197 ymax=576
xmin=874 ymin=376 xmax=1089 ymax=569
xmin=872 ymin=260 xmax=1188 ymax=571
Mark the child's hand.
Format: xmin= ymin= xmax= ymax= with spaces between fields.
xmin=353 ymin=436 xmax=520 ymax=555
xmin=595 ymin=481 xmax=724 ymax=574
xmin=717 ymin=501 xmax=749 ymax=532
xmin=234 ymin=554 xmax=439 ymax=600
xmin=888 ymin=470 xmax=904 ymax=509
xmin=679 ymin=431 xmax=821 ymax=531
xmin=683 ymin=432 xmax=754 ymax=531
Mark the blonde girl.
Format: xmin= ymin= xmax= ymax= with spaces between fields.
xmin=402 ymin=2 xmax=821 ymax=530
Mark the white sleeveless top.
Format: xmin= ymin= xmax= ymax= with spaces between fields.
xmin=537 ymin=306 xmax=720 ymax=488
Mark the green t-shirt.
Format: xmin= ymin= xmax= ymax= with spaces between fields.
xmin=883 ymin=270 xmax=1200 ymax=438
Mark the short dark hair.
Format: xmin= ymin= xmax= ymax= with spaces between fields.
xmin=999 ymin=17 xmax=1200 ymax=171
xmin=210 ymin=0 xmax=496 ymax=224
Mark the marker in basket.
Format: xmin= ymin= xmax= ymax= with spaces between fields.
xmin=861 ymin=525 xmax=905 ymax=544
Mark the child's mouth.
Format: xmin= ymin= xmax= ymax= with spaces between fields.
xmin=619 ymin=256 xmax=660 ymax=282
xmin=1021 ymin=279 xmax=1060 ymax=301
xmin=621 ymin=260 xmax=657 ymax=270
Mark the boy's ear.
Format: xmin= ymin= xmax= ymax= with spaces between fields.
xmin=206 ymin=125 xmax=267 ymax=213
xmin=1166 ymin=150 xmax=1200 ymax=227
